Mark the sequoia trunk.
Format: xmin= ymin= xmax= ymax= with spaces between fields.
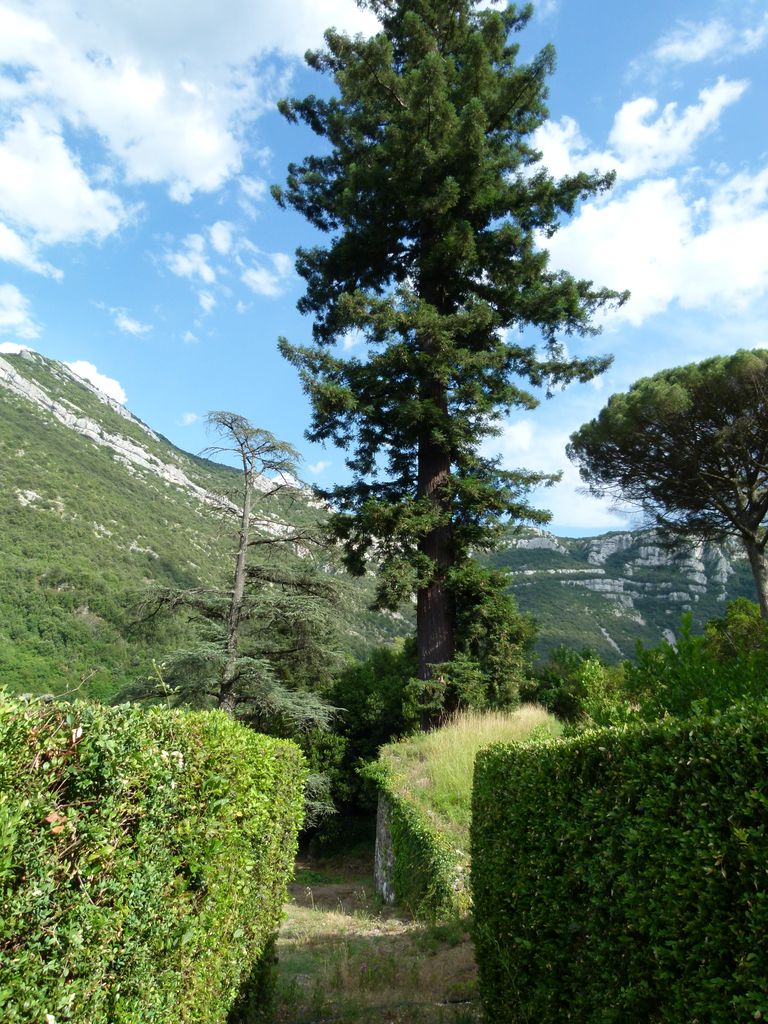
xmin=416 ymin=405 xmax=455 ymax=727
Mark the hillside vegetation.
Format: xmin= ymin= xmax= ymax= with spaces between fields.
xmin=1 ymin=351 xmax=757 ymax=699
xmin=487 ymin=527 xmax=755 ymax=661
xmin=0 ymin=350 xmax=408 ymax=699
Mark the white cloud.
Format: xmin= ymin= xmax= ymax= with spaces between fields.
xmin=536 ymin=77 xmax=747 ymax=182
xmin=178 ymin=411 xmax=199 ymax=426
xmin=0 ymin=340 xmax=33 ymax=353
xmin=545 ymin=163 xmax=768 ymax=328
xmin=341 ymin=328 xmax=365 ymax=351
xmin=183 ymin=330 xmax=199 ymax=343
xmin=239 ymin=176 xmax=268 ymax=201
xmin=0 ymin=221 xmax=62 ymax=278
xmin=209 ymin=220 xmax=234 ymax=255
xmin=238 ymin=175 xmax=270 ymax=218
xmin=651 ymin=13 xmax=768 ymax=65
xmin=535 ymin=0 xmax=559 ymax=18
xmin=0 ymin=0 xmax=377 ymax=219
xmin=652 ymin=19 xmax=730 ymax=64
xmin=546 ymin=178 xmax=690 ymax=325
xmin=609 ymin=78 xmax=747 ymax=180
xmin=65 ymin=359 xmax=127 ymax=404
xmin=485 ymin=419 xmax=631 ymax=531
xmin=241 ymin=251 xmax=293 ymax=297
xmin=307 ymin=459 xmax=331 ymax=475
xmin=198 ymin=290 xmax=216 ymax=312
xmin=0 ymin=283 xmax=40 ymax=338
xmin=166 ymin=234 xmax=216 ymax=284
xmin=112 ymin=309 xmax=151 ymax=335
xmin=0 ymin=108 xmax=127 ymax=245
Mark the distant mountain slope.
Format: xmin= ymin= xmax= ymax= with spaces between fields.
xmin=1 ymin=349 xmax=757 ymax=693
xmin=488 ymin=527 xmax=756 ymax=661
xmin=0 ymin=350 xmax=407 ymax=698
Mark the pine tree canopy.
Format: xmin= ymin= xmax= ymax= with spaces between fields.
xmin=568 ymin=349 xmax=768 ymax=618
xmin=275 ymin=0 xmax=628 ymax=699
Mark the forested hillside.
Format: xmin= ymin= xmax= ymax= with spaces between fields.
xmin=0 ymin=348 xmax=758 ymax=696
xmin=0 ymin=349 xmax=408 ymax=698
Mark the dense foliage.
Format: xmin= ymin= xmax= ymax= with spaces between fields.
xmin=524 ymin=601 xmax=768 ymax=729
xmin=623 ymin=600 xmax=768 ymax=721
xmin=568 ymin=349 xmax=768 ymax=616
xmin=472 ymin=705 xmax=768 ymax=1023
xmin=276 ymin=0 xmax=625 ymax=711
xmin=0 ymin=694 xmax=305 ymax=1023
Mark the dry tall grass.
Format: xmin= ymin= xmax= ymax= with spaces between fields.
xmin=380 ymin=706 xmax=561 ymax=845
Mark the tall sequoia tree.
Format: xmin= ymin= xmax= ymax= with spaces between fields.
xmin=568 ymin=350 xmax=768 ymax=618
xmin=275 ymin=0 xmax=627 ymax=707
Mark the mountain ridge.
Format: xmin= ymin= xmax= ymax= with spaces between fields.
xmin=0 ymin=349 xmax=406 ymax=697
xmin=490 ymin=525 xmax=755 ymax=661
xmin=0 ymin=349 xmax=757 ymax=691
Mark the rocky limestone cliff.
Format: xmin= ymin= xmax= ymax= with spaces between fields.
xmin=492 ymin=526 xmax=755 ymax=662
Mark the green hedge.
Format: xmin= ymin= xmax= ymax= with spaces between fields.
xmin=472 ymin=704 xmax=768 ymax=1023
xmin=364 ymin=761 xmax=467 ymax=920
xmin=0 ymin=693 xmax=305 ymax=1023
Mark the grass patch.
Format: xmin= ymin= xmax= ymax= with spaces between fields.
xmin=379 ymin=706 xmax=562 ymax=849
xmin=275 ymin=855 xmax=481 ymax=1024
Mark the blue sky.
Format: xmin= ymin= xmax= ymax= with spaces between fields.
xmin=1 ymin=0 xmax=767 ymax=535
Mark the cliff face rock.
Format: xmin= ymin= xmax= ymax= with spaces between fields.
xmin=493 ymin=527 xmax=755 ymax=662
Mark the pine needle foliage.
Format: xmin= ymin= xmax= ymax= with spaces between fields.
xmin=275 ymin=0 xmax=627 ymax=711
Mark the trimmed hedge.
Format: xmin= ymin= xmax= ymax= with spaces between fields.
xmin=472 ymin=704 xmax=768 ymax=1023
xmin=365 ymin=761 xmax=467 ymax=920
xmin=0 ymin=694 xmax=305 ymax=1023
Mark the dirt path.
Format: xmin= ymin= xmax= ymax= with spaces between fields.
xmin=273 ymin=852 xmax=481 ymax=1024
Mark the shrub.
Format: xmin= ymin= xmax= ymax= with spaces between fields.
xmin=472 ymin=703 xmax=768 ymax=1023
xmin=0 ymin=693 xmax=305 ymax=1023
xmin=521 ymin=645 xmax=604 ymax=721
xmin=320 ymin=640 xmax=417 ymax=815
xmin=626 ymin=606 xmax=768 ymax=720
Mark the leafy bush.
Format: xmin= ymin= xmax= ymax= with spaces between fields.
xmin=316 ymin=640 xmax=418 ymax=816
xmin=625 ymin=603 xmax=768 ymax=720
xmin=472 ymin=704 xmax=768 ymax=1023
xmin=522 ymin=645 xmax=625 ymax=722
xmin=526 ymin=601 xmax=768 ymax=730
xmin=0 ymin=693 xmax=305 ymax=1023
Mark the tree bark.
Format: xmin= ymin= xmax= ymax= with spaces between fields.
xmin=218 ymin=466 xmax=253 ymax=714
xmin=743 ymin=535 xmax=768 ymax=619
xmin=416 ymin=395 xmax=455 ymax=728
